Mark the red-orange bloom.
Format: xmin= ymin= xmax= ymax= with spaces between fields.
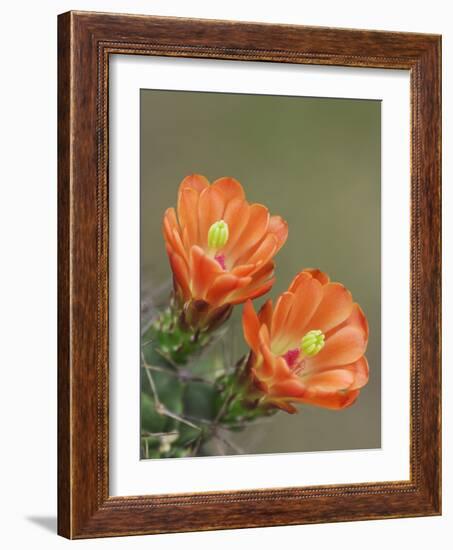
xmin=242 ymin=269 xmax=369 ymax=412
xmin=163 ymin=174 xmax=288 ymax=329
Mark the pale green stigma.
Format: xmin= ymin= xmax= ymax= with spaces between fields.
xmin=300 ymin=329 xmax=325 ymax=357
xmin=208 ymin=220 xmax=229 ymax=250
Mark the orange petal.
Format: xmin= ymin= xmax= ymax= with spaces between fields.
xmin=211 ymin=177 xmax=245 ymax=204
xmin=329 ymin=303 xmax=369 ymax=342
xmin=229 ymin=204 xmax=270 ymax=264
xmin=189 ymin=245 xmax=223 ymax=299
xmin=308 ymin=326 xmax=367 ymax=369
xmin=280 ymin=275 xmax=324 ymax=350
xmin=230 ymin=277 xmax=275 ymax=305
xmin=244 ymin=233 xmax=278 ymax=268
xmin=179 ymin=173 xmax=210 ymax=194
xmin=177 ymin=174 xmax=209 ymax=247
xmin=303 ymin=268 xmax=330 ymax=286
xmin=271 ymin=292 xmax=295 ymax=349
xmin=170 ymin=228 xmax=189 ymax=266
xmin=229 ymin=262 xmax=275 ymax=303
xmin=343 ymin=356 xmax=369 ymax=390
xmin=257 ymin=326 xmax=275 ymax=379
xmin=288 ymin=270 xmax=313 ymax=293
xmin=303 ymin=369 xmax=355 ymax=392
xmin=258 ymin=323 xmax=271 ymax=348
xmin=231 ymin=264 xmax=256 ymax=277
xmin=350 ymin=304 xmax=369 ymax=341
xmin=223 ymin=199 xmax=250 ymax=254
xmin=207 ymin=273 xmax=252 ymax=306
xmin=296 ymin=388 xmax=360 ymax=410
xmin=249 ymin=260 xmax=275 ymax=282
xmin=206 ymin=274 xmax=240 ymax=306
xmin=168 ymin=251 xmax=190 ymax=300
xmin=269 ymin=376 xmax=306 ymax=398
xmin=198 ymin=187 xmax=225 ymax=248
xmin=178 ymin=187 xmax=200 ymax=247
xmin=272 ymin=356 xmax=292 ymax=382
xmin=162 ymin=208 xmax=187 ymax=261
xmin=268 ymin=215 xmax=288 ymax=252
xmin=303 ymin=351 xmax=369 ymax=388
xmin=258 ymin=299 xmax=273 ymax=331
xmin=242 ymin=300 xmax=261 ymax=354
xmin=306 ymin=282 xmax=353 ymax=333
xmin=163 ymin=206 xmax=178 ymax=231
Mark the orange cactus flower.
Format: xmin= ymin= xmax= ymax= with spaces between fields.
xmin=163 ymin=174 xmax=288 ymax=330
xmin=242 ymin=269 xmax=369 ymax=412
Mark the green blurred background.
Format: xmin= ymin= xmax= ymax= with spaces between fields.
xmin=141 ymin=89 xmax=381 ymax=453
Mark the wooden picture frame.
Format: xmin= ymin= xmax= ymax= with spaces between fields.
xmin=58 ymin=10 xmax=441 ymax=539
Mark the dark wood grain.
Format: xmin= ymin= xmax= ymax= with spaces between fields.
xmin=57 ymin=11 xmax=71 ymax=538
xmin=57 ymin=10 xmax=441 ymax=539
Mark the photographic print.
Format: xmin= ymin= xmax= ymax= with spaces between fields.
xmin=140 ymin=89 xmax=381 ymax=460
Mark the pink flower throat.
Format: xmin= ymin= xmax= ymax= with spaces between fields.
xmin=214 ymin=254 xmax=226 ymax=270
xmin=283 ymin=348 xmax=300 ymax=368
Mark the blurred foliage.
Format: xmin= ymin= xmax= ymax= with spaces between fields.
xmin=140 ymin=287 xmax=274 ymax=459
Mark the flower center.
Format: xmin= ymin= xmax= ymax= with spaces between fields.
xmin=282 ymin=348 xmax=300 ymax=368
xmin=300 ymin=329 xmax=325 ymax=357
xmin=208 ymin=220 xmax=229 ymax=250
xmin=214 ymin=254 xmax=226 ymax=270
xmin=282 ymin=348 xmax=306 ymax=375
xmin=282 ymin=331 xmax=325 ymax=374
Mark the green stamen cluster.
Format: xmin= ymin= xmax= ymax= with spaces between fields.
xmin=208 ymin=220 xmax=229 ymax=250
xmin=301 ymin=329 xmax=325 ymax=357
